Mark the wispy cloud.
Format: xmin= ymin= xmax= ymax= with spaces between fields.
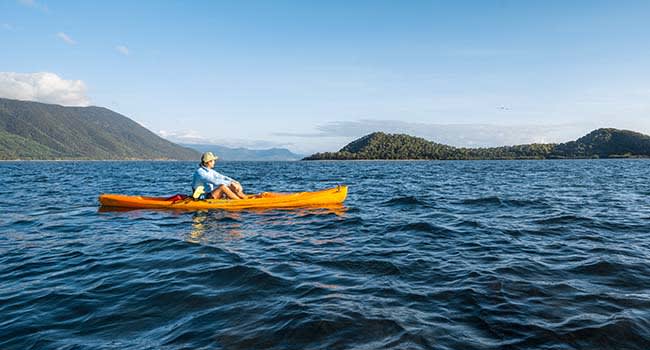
xmin=216 ymin=138 xmax=297 ymax=150
xmin=115 ymin=45 xmax=129 ymax=56
xmin=56 ymin=32 xmax=76 ymax=45
xmin=441 ymin=47 xmax=525 ymax=58
xmin=274 ymin=120 xmax=599 ymax=148
xmin=158 ymin=129 xmax=209 ymax=144
xmin=0 ymin=71 xmax=90 ymax=106
xmin=18 ymin=0 xmax=48 ymax=12
xmin=158 ymin=129 xmax=295 ymax=150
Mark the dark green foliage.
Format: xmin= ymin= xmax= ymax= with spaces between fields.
xmin=303 ymin=129 xmax=650 ymax=160
xmin=551 ymin=128 xmax=650 ymax=158
xmin=338 ymin=132 xmax=457 ymax=159
xmin=0 ymin=98 xmax=199 ymax=160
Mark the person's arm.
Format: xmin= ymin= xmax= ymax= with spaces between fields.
xmin=206 ymin=169 xmax=234 ymax=186
xmin=222 ymin=174 xmax=236 ymax=184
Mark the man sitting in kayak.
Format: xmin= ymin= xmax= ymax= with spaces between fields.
xmin=191 ymin=152 xmax=247 ymax=200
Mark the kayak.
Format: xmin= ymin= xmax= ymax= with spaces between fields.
xmin=98 ymin=185 xmax=348 ymax=210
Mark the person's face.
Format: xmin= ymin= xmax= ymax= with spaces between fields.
xmin=207 ymin=159 xmax=216 ymax=168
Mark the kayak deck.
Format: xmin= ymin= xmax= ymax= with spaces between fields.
xmin=99 ymin=185 xmax=348 ymax=210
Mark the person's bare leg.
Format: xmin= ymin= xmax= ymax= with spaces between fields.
xmin=212 ymin=184 xmax=241 ymax=200
xmin=221 ymin=185 xmax=241 ymax=200
xmin=233 ymin=183 xmax=257 ymax=199
xmin=210 ymin=187 xmax=224 ymax=199
xmin=229 ymin=183 xmax=247 ymax=199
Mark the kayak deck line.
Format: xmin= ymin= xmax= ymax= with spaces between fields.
xmin=99 ymin=185 xmax=348 ymax=210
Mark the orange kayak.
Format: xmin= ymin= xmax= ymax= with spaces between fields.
xmin=99 ymin=185 xmax=348 ymax=210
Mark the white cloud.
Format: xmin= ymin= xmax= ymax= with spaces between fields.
xmin=56 ymin=32 xmax=76 ymax=45
xmin=115 ymin=45 xmax=129 ymax=56
xmin=0 ymin=72 xmax=90 ymax=106
xmin=18 ymin=0 xmax=48 ymax=11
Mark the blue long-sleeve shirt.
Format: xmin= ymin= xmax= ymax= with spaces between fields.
xmin=191 ymin=166 xmax=235 ymax=193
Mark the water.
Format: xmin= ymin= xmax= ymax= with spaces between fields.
xmin=1 ymin=160 xmax=649 ymax=350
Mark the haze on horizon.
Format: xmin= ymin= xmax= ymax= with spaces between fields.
xmin=2 ymin=0 xmax=650 ymax=154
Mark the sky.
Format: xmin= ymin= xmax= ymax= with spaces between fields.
xmin=1 ymin=0 xmax=650 ymax=154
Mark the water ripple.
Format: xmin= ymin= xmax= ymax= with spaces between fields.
xmin=1 ymin=160 xmax=650 ymax=349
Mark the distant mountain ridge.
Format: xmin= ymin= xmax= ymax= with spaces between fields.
xmin=183 ymin=144 xmax=303 ymax=161
xmin=0 ymin=98 xmax=199 ymax=160
xmin=304 ymin=128 xmax=650 ymax=160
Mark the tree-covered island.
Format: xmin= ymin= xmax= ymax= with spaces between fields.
xmin=304 ymin=128 xmax=650 ymax=160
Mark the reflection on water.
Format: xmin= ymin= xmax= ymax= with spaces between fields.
xmin=188 ymin=211 xmax=244 ymax=243
xmin=187 ymin=205 xmax=348 ymax=244
xmin=98 ymin=204 xmax=347 ymax=216
xmin=98 ymin=204 xmax=348 ymax=245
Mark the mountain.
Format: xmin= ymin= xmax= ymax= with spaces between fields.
xmin=183 ymin=144 xmax=303 ymax=161
xmin=304 ymin=128 xmax=650 ymax=160
xmin=0 ymin=98 xmax=199 ymax=160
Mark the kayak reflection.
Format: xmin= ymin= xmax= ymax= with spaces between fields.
xmin=98 ymin=203 xmax=347 ymax=216
xmin=188 ymin=211 xmax=244 ymax=244
xmin=186 ymin=205 xmax=347 ymax=244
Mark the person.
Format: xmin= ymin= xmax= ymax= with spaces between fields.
xmin=191 ymin=152 xmax=247 ymax=200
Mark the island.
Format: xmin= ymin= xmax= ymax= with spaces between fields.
xmin=304 ymin=128 xmax=650 ymax=160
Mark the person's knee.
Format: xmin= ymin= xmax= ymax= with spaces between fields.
xmin=212 ymin=185 xmax=227 ymax=195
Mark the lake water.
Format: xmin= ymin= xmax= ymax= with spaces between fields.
xmin=1 ymin=160 xmax=649 ymax=349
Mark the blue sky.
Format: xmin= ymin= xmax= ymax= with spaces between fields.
xmin=2 ymin=0 xmax=650 ymax=153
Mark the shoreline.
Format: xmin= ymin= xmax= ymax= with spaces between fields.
xmin=0 ymin=159 xmax=191 ymax=162
xmin=4 ymin=158 xmax=648 ymax=163
xmin=301 ymin=156 xmax=650 ymax=161
xmin=0 ymin=159 xmax=301 ymax=162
